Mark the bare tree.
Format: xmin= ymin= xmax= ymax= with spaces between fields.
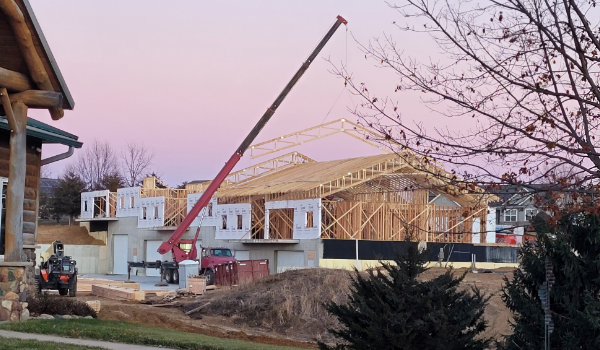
xmin=72 ymin=140 xmax=120 ymax=191
xmin=120 ymin=142 xmax=155 ymax=187
xmin=40 ymin=164 xmax=54 ymax=179
xmin=333 ymin=0 xmax=600 ymax=211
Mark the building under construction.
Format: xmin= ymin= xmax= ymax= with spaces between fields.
xmin=78 ymin=119 xmax=514 ymax=275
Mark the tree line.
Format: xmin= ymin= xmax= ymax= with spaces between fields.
xmin=41 ymin=140 xmax=156 ymax=223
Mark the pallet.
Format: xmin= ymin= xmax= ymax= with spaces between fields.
xmin=91 ymin=284 xmax=146 ymax=301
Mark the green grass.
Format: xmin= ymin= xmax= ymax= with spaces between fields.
xmin=0 ymin=337 xmax=104 ymax=349
xmin=0 ymin=319 xmax=308 ymax=350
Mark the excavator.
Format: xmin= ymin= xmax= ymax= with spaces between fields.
xmin=128 ymin=16 xmax=347 ymax=285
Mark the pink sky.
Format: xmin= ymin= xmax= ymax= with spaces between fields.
xmin=30 ymin=1 xmax=442 ymax=186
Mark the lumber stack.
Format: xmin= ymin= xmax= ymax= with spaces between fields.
xmin=77 ymin=278 xmax=140 ymax=294
xmin=91 ymin=285 xmax=146 ymax=301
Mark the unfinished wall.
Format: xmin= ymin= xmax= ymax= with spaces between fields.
xmin=35 ymin=244 xmax=108 ymax=274
xmin=137 ymin=196 xmax=165 ymax=228
xmin=116 ymin=187 xmax=140 ymax=218
xmin=107 ymin=217 xmax=215 ymax=276
xmin=265 ymin=199 xmax=321 ymax=240
xmin=80 ymin=190 xmax=110 ymax=219
xmin=187 ymin=193 xmax=251 ymax=239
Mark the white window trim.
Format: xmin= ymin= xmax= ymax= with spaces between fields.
xmin=504 ymin=209 xmax=518 ymax=222
xmin=525 ymin=209 xmax=536 ymax=221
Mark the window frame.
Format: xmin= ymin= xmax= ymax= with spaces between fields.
xmin=525 ymin=208 xmax=536 ymax=221
xmin=504 ymin=209 xmax=518 ymax=222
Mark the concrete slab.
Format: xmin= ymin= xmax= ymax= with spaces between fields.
xmin=80 ymin=274 xmax=179 ymax=292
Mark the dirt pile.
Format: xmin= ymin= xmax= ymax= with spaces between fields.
xmin=37 ymin=225 xmax=104 ymax=245
xmin=183 ymin=267 xmax=514 ymax=343
xmin=184 ymin=269 xmax=352 ymax=342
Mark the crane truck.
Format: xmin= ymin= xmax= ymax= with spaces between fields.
xmin=127 ymin=16 xmax=347 ymax=285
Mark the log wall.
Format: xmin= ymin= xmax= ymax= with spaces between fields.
xmin=0 ymin=128 xmax=41 ymax=254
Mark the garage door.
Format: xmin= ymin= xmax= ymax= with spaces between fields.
xmin=113 ymin=235 xmax=128 ymax=275
xmin=145 ymin=241 xmax=171 ymax=277
xmin=276 ymin=251 xmax=305 ymax=273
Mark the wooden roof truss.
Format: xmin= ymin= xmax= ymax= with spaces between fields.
xmin=248 ymin=118 xmax=393 ymax=159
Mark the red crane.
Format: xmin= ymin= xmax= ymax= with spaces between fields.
xmin=158 ymin=15 xmax=348 ymax=261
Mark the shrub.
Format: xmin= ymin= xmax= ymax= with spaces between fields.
xmin=319 ymin=242 xmax=491 ymax=350
xmin=27 ymin=293 xmax=96 ymax=318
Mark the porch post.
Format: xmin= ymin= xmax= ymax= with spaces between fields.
xmin=1 ymin=89 xmax=27 ymax=262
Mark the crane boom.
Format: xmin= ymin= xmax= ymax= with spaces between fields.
xmin=158 ymin=15 xmax=348 ymax=259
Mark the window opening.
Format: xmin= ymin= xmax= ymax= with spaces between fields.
xmin=142 ymin=207 xmax=147 ymax=220
xmin=237 ymin=215 xmax=243 ymax=229
xmin=222 ymin=215 xmax=228 ymax=229
xmin=306 ymin=212 xmax=314 ymax=228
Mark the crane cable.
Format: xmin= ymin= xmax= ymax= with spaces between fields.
xmin=321 ymin=25 xmax=349 ymax=125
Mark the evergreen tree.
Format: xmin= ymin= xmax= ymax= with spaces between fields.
xmin=52 ymin=171 xmax=86 ymax=224
xmin=319 ymin=243 xmax=491 ymax=350
xmin=99 ymin=172 xmax=124 ymax=192
xmin=502 ymin=213 xmax=600 ymax=349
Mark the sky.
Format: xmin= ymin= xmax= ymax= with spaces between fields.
xmin=30 ymin=0 xmax=442 ymax=186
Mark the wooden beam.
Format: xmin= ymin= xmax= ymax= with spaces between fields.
xmin=0 ymin=67 xmax=33 ymax=92
xmin=0 ymin=0 xmax=64 ymax=120
xmin=0 ymin=88 xmax=26 ymax=262
xmin=10 ymin=90 xmax=63 ymax=109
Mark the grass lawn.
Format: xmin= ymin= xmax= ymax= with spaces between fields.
xmin=0 ymin=319 xmax=309 ymax=350
xmin=0 ymin=337 xmax=104 ymax=349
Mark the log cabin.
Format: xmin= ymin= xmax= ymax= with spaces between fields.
xmin=0 ymin=0 xmax=79 ymax=279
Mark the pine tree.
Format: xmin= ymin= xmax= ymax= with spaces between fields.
xmin=52 ymin=171 xmax=87 ymax=224
xmin=319 ymin=243 xmax=491 ymax=350
xmin=502 ymin=213 xmax=600 ymax=349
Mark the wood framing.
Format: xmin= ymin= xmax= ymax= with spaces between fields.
xmin=215 ymin=153 xmax=493 ymax=243
xmin=249 ymin=118 xmax=394 ymax=159
xmin=222 ymin=152 xmax=315 ymax=188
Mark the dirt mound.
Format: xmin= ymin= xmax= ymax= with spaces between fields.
xmin=183 ymin=267 xmax=514 ymax=343
xmin=37 ymin=225 xmax=104 ymax=245
xmin=185 ymin=269 xmax=352 ymax=342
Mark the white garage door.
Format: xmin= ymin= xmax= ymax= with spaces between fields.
xmin=113 ymin=235 xmax=128 ymax=275
xmin=235 ymin=250 xmax=250 ymax=260
xmin=276 ymin=251 xmax=305 ymax=273
xmin=145 ymin=241 xmax=170 ymax=277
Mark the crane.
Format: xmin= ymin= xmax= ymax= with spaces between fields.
xmin=158 ymin=15 xmax=348 ymax=262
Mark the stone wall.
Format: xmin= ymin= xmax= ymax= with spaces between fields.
xmin=0 ymin=262 xmax=32 ymax=321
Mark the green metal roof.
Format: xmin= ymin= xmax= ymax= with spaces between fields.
xmin=0 ymin=116 xmax=82 ymax=148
